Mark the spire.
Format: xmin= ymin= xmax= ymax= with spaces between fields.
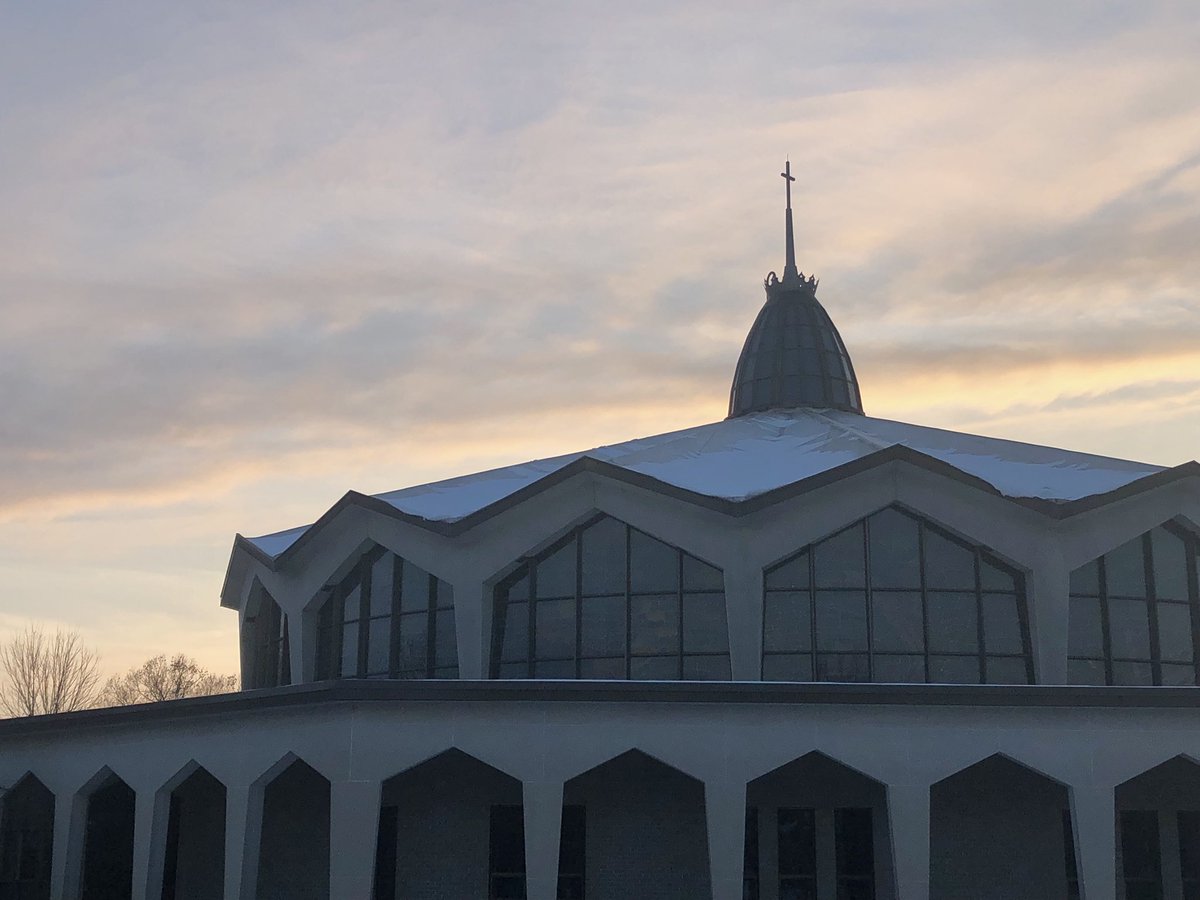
xmin=781 ymin=159 xmax=798 ymax=280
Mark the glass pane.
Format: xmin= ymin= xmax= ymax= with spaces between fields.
xmin=982 ymin=593 xmax=1024 ymax=655
xmin=928 ymin=654 xmax=979 ymax=684
xmin=579 ymin=657 xmax=624 ymax=679
xmin=580 ymin=517 xmax=626 ymax=595
xmin=778 ymin=809 xmax=817 ymax=876
xmin=341 ymin=621 xmax=359 ymax=676
xmin=683 ymin=554 xmax=724 ymax=591
xmin=872 ymin=591 xmax=923 ymax=653
xmin=370 ymin=554 xmax=394 ymax=617
xmin=923 ymin=529 xmax=976 ymax=590
xmin=927 ymin=592 xmax=979 ymax=653
xmin=630 ymin=529 xmax=679 ymax=593
xmin=506 ymin=573 xmax=530 ymax=603
xmin=533 ymin=658 xmax=575 ymax=678
xmin=400 ymin=561 xmax=431 ymax=613
xmin=398 ymin=613 xmax=428 ymax=672
xmin=535 ymin=598 xmax=576 ymax=660
xmin=630 ymin=655 xmax=678 ymax=680
xmin=768 ymin=552 xmax=810 ymax=591
xmin=1120 ymin=810 xmax=1162 ymax=882
xmin=580 ymin=595 xmax=625 ymax=657
xmin=490 ymin=806 xmax=525 ymax=873
xmin=867 ymin=508 xmax=920 ymax=588
xmin=979 ymin=559 xmax=1017 ymax=592
xmin=536 ymin=541 xmax=576 ymax=598
xmin=814 ymin=524 xmax=866 ymax=588
xmin=683 ymin=654 xmax=731 ymax=681
xmin=631 ymin=594 xmax=679 ymax=655
xmin=1106 ymin=538 xmax=1147 ymax=597
xmin=985 ymin=656 xmax=1030 ymax=685
xmin=1068 ymin=658 xmax=1107 ymax=685
xmin=434 ymin=579 xmax=453 ymax=611
xmin=367 ymin=617 xmax=390 ymax=674
xmin=1162 ymin=663 xmax=1196 ymax=686
xmin=683 ymin=593 xmax=728 ymax=654
xmin=762 ymin=653 xmax=813 ymax=682
xmin=500 ymin=600 xmax=529 ymax=662
xmin=1068 ymin=596 xmax=1105 ymax=658
xmin=1152 ymin=527 xmax=1190 ymax=601
xmin=1109 ymin=598 xmax=1152 ymax=659
xmin=765 ymin=591 xmax=811 ymax=653
xmin=817 ymin=654 xmax=870 ymax=682
xmin=780 ymin=882 xmax=818 ymax=900
xmin=1112 ymin=661 xmax=1154 ymax=685
xmin=835 ymin=808 xmax=874 ymax=877
xmin=1070 ymin=559 xmax=1101 ymax=596
xmin=815 ymin=591 xmax=868 ymax=652
xmin=498 ymin=661 xmax=528 ymax=679
xmin=434 ymin=608 xmax=457 ymax=667
xmin=343 ymin=585 xmax=362 ymax=624
xmin=1158 ymin=602 xmax=1194 ymax=662
xmin=872 ymin=654 xmax=925 ymax=683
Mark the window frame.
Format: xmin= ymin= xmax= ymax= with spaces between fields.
xmin=761 ymin=506 xmax=1034 ymax=685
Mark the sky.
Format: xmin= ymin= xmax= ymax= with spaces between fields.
xmin=1 ymin=0 xmax=1198 ymax=677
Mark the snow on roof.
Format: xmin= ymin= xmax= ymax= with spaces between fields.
xmin=246 ymin=409 xmax=1164 ymax=558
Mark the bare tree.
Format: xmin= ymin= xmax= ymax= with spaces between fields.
xmin=98 ymin=653 xmax=238 ymax=706
xmin=0 ymin=625 xmax=102 ymax=717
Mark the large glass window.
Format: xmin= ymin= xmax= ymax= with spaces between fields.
xmin=1068 ymin=524 xmax=1200 ymax=686
xmin=491 ymin=515 xmax=730 ymax=680
xmin=763 ymin=506 xmax=1032 ymax=684
xmin=245 ymin=587 xmax=289 ymax=689
xmin=315 ymin=546 xmax=457 ymax=680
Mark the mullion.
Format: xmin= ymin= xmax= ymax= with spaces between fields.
xmin=575 ymin=533 xmax=583 ymax=679
xmin=1098 ymin=557 xmax=1114 ymax=685
xmin=389 ymin=555 xmax=403 ymax=678
xmin=864 ymin=518 xmax=875 ymax=682
xmin=625 ymin=526 xmax=632 ymax=680
xmin=356 ymin=558 xmax=371 ymax=678
xmin=676 ymin=551 xmax=685 ymax=680
xmin=973 ymin=550 xmax=985 ymax=683
xmin=919 ymin=521 xmax=931 ymax=684
xmin=1188 ymin=533 xmax=1200 ymax=685
xmin=425 ymin=574 xmax=437 ymax=678
xmin=1144 ymin=533 xmax=1164 ymax=686
xmin=808 ymin=551 xmax=817 ymax=680
xmin=527 ymin=561 xmax=537 ymax=678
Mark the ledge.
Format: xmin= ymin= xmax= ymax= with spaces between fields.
xmin=2 ymin=679 xmax=1200 ymax=739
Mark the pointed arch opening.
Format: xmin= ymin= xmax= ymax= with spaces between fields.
xmin=490 ymin=514 xmax=730 ymax=680
xmin=80 ymin=771 xmax=135 ymax=900
xmin=160 ymin=765 xmax=226 ymax=900
xmin=1116 ymin=756 xmax=1200 ymax=900
xmin=0 ymin=773 xmax=54 ymax=899
xmin=255 ymin=757 xmax=330 ymax=900
xmin=1068 ymin=522 xmax=1200 ymax=686
xmin=931 ymin=755 xmax=1072 ymax=900
xmin=312 ymin=544 xmax=457 ymax=680
xmin=762 ymin=505 xmax=1033 ymax=684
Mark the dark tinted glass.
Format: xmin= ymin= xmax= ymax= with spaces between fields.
xmin=928 ymin=655 xmax=979 ymax=684
xmin=835 ymin=808 xmax=874 ymax=877
xmin=535 ymin=598 xmax=575 ymax=659
xmin=1179 ymin=811 xmax=1200 ymax=882
xmin=815 ymin=591 xmax=868 ymax=652
xmin=872 ymin=592 xmax=923 ymax=653
xmin=867 ymin=508 xmax=920 ymax=588
xmin=581 ymin=517 xmax=625 ymax=595
xmin=631 ymin=594 xmax=679 ymax=655
xmin=873 ymin=654 xmax=925 ymax=683
xmin=814 ymin=525 xmax=866 ymax=588
xmin=923 ymin=530 xmax=975 ymax=590
xmin=537 ymin=542 xmax=576 ymax=598
xmin=580 ymin=595 xmax=625 ymax=657
xmin=767 ymin=552 xmax=810 ymax=591
xmin=630 ymin=529 xmax=678 ymax=593
xmin=1120 ymin=810 xmax=1161 ymax=889
xmin=1068 ymin=596 xmax=1104 ymax=658
xmin=1157 ymin=603 xmax=1193 ymax=662
xmin=1107 ymin=539 xmax=1147 ymax=597
xmin=1152 ymin=528 xmax=1190 ymax=601
xmin=981 ymin=594 xmax=1023 ymax=655
xmin=683 ymin=594 xmax=728 ymax=654
xmin=400 ymin=561 xmax=430 ymax=612
xmin=1108 ymin=598 xmax=1151 ymax=659
xmin=1070 ymin=560 xmax=1100 ymax=596
xmin=926 ymin=592 xmax=978 ymax=654
xmin=778 ymin=809 xmax=816 ymax=876
xmin=765 ymin=592 xmax=810 ymax=653
xmin=683 ymin=555 xmax=724 ymax=591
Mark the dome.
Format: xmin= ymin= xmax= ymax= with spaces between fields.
xmin=728 ymin=160 xmax=864 ymax=417
xmin=728 ymin=273 xmax=863 ymax=417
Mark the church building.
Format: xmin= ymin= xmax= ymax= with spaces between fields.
xmin=2 ymin=164 xmax=1199 ymax=900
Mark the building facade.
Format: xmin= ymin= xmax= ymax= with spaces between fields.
xmin=2 ymin=175 xmax=1199 ymax=900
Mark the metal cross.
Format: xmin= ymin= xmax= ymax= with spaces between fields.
xmin=781 ymin=159 xmax=795 ymax=210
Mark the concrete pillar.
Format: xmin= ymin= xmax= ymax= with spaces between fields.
xmin=887 ymin=783 xmax=930 ymax=900
xmin=451 ymin=578 xmax=486 ymax=679
xmin=523 ymin=780 xmax=564 ymax=900
xmin=705 ymin=778 xmax=746 ymax=900
xmin=724 ymin=558 xmax=763 ymax=681
xmin=224 ymin=783 xmax=259 ymax=900
xmin=1031 ymin=547 xmax=1070 ymax=684
xmin=131 ymin=787 xmax=168 ymax=900
xmin=1072 ymin=784 xmax=1116 ymax=900
xmin=50 ymin=791 xmax=82 ymax=900
xmin=330 ymin=779 xmax=382 ymax=900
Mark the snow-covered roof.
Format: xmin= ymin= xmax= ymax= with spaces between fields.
xmin=245 ymin=409 xmax=1165 ymax=559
